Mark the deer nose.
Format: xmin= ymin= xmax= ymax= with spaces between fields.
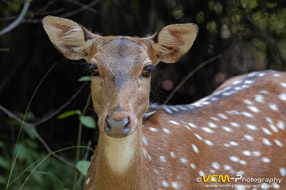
xmin=104 ymin=116 xmax=130 ymax=138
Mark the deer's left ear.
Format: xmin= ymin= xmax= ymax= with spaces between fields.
xmin=151 ymin=24 xmax=198 ymax=63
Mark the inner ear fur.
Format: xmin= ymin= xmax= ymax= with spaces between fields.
xmin=42 ymin=16 xmax=95 ymax=61
xmin=151 ymin=23 xmax=198 ymax=63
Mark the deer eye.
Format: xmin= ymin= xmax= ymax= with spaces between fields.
xmin=142 ymin=65 xmax=154 ymax=77
xmin=90 ymin=64 xmax=99 ymax=76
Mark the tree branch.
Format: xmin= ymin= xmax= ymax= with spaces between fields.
xmin=164 ymin=54 xmax=223 ymax=104
xmin=0 ymin=0 xmax=32 ymax=36
xmin=33 ymin=89 xmax=81 ymax=126
xmin=61 ymin=0 xmax=100 ymax=18
xmin=65 ymin=0 xmax=98 ymax=14
xmin=0 ymin=104 xmax=77 ymax=169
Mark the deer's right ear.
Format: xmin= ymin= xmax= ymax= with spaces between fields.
xmin=42 ymin=16 xmax=95 ymax=61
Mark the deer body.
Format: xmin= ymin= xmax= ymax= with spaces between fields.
xmin=42 ymin=16 xmax=286 ymax=190
xmin=85 ymin=70 xmax=286 ymax=190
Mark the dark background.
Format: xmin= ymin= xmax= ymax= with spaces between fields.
xmin=0 ymin=0 xmax=286 ymax=189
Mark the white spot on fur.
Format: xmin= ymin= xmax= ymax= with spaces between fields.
xmin=202 ymin=127 xmax=214 ymax=133
xmin=210 ymin=170 xmax=216 ymax=174
xmin=269 ymin=124 xmax=279 ymax=133
xmin=171 ymin=182 xmax=179 ymax=189
xmin=149 ymin=127 xmax=158 ymax=132
xmin=205 ymin=140 xmax=214 ymax=146
xmin=239 ymin=160 xmax=247 ymax=165
xmin=245 ymin=124 xmax=257 ymax=130
xmin=232 ymin=80 xmax=241 ymax=85
xmin=143 ymin=148 xmax=147 ymax=158
xmin=277 ymin=120 xmax=285 ymax=130
xmin=262 ymin=128 xmax=272 ymax=135
xmin=236 ymin=171 xmax=245 ymax=175
xmin=169 ymin=120 xmax=180 ymax=125
xmin=241 ymin=112 xmax=253 ymax=118
xmin=272 ymin=182 xmax=280 ymax=189
xmin=210 ymin=116 xmax=219 ymax=121
xmin=212 ymin=162 xmax=220 ymax=169
xmin=262 ymin=157 xmax=270 ymax=163
xmin=160 ymin=156 xmax=166 ymax=162
xmin=230 ymin=122 xmax=240 ymax=128
xmin=229 ymin=156 xmax=239 ymax=162
xmin=248 ymin=106 xmax=260 ymax=113
xmin=208 ymin=122 xmax=217 ymax=128
xmin=162 ymin=128 xmax=171 ymax=134
xmin=261 ymin=183 xmax=269 ymax=189
xmin=280 ymin=168 xmax=286 ymax=176
xmin=162 ymin=180 xmax=169 ymax=187
xmin=142 ymin=136 xmax=148 ymax=145
xmin=199 ymin=170 xmax=205 ymax=176
xmin=183 ymin=125 xmax=191 ymax=131
xmin=279 ymin=93 xmax=286 ymax=101
xmin=255 ymin=94 xmax=264 ymax=103
xmin=230 ymin=141 xmax=239 ymax=146
xmin=253 ymin=151 xmax=261 ymax=157
xmin=274 ymin=140 xmax=283 ymax=147
xmin=224 ymin=165 xmax=231 ymax=170
xmin=260 ymin=90 xmax=269 ymax=94
xmin=242 ymin=150 xmax=252 ymax=156
xmin=180 ymin=158 xmax=187 ymax=164
xmin=222 ymin=126 xmax=233 ymax=132
xmin=265 ymin=117 xmax=273 ymax=124
xmin=86 ymin=178 xmax=90 ymax=185
xmin=262 ymin=138 xmax=272 ymax=146
xmin=244 ymin=99 xmax=253 ymax=105
xmin=190 ymin=163 xmax=196 ymax=169
xmin=236 ymin=185 xmax=246 ymax=190
xmin=163 ymin=106 xmax=172 ymax=114
xmin=192 ymin=144 xmax=199 ymax=153
xmin=188 ymin=122 xmax=197 ymax=128
xmin=244 ymin=134 xmax=254 ymax=141
xmin=194 ymin=133 xmax=203 ymax=141
xmin=269 ymin=103 xmax=279 ymax=111
xmin=170 ymin=152 xmax=175 ymax=158
xmin=170 ymin=107 xmax=179 ymax=112
xmin=224 ymin=143 xmax=231 ymax=147
xmin=218 ymin=113 xmax=228 ymax=119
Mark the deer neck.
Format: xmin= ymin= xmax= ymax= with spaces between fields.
xmin=94 ymin=123 xmax=145 ymax=190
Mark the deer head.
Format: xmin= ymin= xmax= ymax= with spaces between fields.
xmin=42 ymin=16 xmax=198 ymax=139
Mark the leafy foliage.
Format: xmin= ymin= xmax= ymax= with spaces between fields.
xmin=79 ymin=116 xmax=96 ymax=129
xmin=76 ymin=160 xmax=91 ymax=176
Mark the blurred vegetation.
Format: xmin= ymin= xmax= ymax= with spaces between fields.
xmin=0 ymin=0 xmax=286 ymax=189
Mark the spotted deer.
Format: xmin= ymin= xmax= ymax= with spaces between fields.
xmin=42 ymin=16 xmax=286 ymax=190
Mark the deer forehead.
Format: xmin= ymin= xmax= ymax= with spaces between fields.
xmin=91 ymin=38 xmax=152 ymax=73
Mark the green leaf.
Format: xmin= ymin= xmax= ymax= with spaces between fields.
xmin=16 ymin=143 xmax=27 ymax=161
xmin=79 ymin=115 xmax=96 ymax=128
xmin=76 ymin=160 xmax=90 ymax=176
xmin=0 ymin=156 xmax=10 ymax=170
xmin=23 ymin=125 xmax=36 ymax=139
xmin=78 ymin=76 xmax=91 ymax=82
xmin=57 ymin=110 xmax=81 ymax=119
